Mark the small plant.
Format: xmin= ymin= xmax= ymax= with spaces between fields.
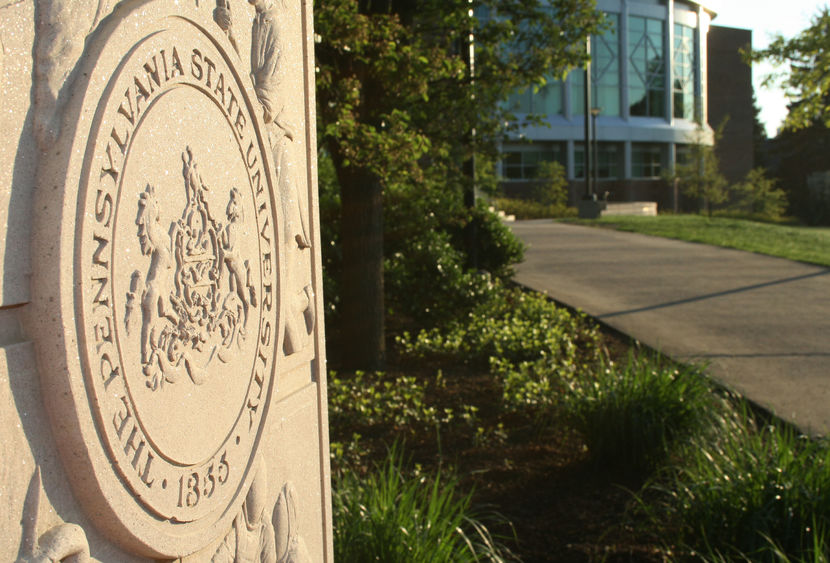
xmin=333 ymin=445 xmax=517 ymax=562
xmin=384 ymin=227 xmax=503 ymax=328
xmin=399 ymin=287 xmax=600 ymax=370
xmin=328 ymin=370 xmax=453 ymax=467
xmin=731 ymin=167 xmax=788 ymax=221
xmin=668 ymin=120 xmax=729 ymax=216
xmin=328 ymin=370 xmax=445 ymax=433
xmin=566 ymin=353 xmax=714 ymax=473
xmin=532 ymin=160 xmax=569 ymax=207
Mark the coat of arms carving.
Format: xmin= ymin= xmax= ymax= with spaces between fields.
xmin=125 ymin=147 xmax=258 ymax=391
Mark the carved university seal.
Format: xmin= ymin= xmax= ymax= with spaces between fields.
xmin=30 ymin=3 xmax=285 ymax=557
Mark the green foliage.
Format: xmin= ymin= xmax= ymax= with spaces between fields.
xmin=328 ymin=371 xmax=447 ymax=432
xmin=492 ymin=197 xmax=577 ymax=220
xmin=385 ymin=227 xmax=503 ymax=327
xmin=475 ymin=155 xmax=504 ymax=199
xmin=565 ymin=354 xmax=714 ymax=473
xmin=654 ymin=409 xmax=830 ymax=560
xmin=532 ymin=160 xmax=569 ymax=207
xmin=748 ymin=7 xmax=830 ymax=131
xmin=315 ymin=0 xmax=605 ymax=181
xmin=314 ymin=0 xmax=604 ymax=368
xmin=399 ymin=287 xmax=602 ymax=422
xmin=318 ymin=150 xmax=342 ymax=330
xmin=491 ymin=356 xmax=567 ymax=419
xmin=668 ymin=122 xmax=729 ymax=216
xmin=731 ymin=167 xmax=789 ymax=221
xmin=384 ymin=185 xmax=523 ymax=327
xmin=457 ymin=204 xmax=526 ymax=278
xmin=399 ymin=287 xmax=600 ymax=368
xmin=333 ymin=446 xmax=516 ymax=562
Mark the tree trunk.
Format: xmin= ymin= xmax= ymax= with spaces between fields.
xmin=335 ymin=161 xmax=386 ymax=371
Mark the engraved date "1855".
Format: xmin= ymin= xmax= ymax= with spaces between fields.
xmin=177 ymin=452 xmax=230 ymax=509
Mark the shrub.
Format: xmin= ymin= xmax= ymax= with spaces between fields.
xmin=566 ymin=354 xmax=715 ymax=473
xmin=532 ymin=161 xmax=569 ymax=207
xmin=333 ymin=446 xmax=516 ymax=562
xmin=328 ymin=371 xmax=447 ymax=434
xmin=450 ymin=204 xmax=526 ymax=279
xmin=731 ymin=167 xmax=788 ymax=221
xmin=653 ymin=407 xmax=830 ymax=560
xmin=399 ymin=287 xmax=600 ymax=370
xmin=385 ymin=228 xmax=503 ymax=327
xmin=399 ymin=288 xmax=602 ymax=424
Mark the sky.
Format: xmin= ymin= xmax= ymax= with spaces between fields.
xmin=708 ymin=0 xmax=827 ymax=137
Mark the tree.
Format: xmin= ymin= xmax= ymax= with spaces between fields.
xmin=533 ymin=160 xmax=569 ymax=208
xmin=314 ymin=0 xmax=604 ymax=370
xmin=748 ymin=7 xmax=830 ymax=131
xmin=731 ymin=167 xmax=787 ymax=220
xmin=666 ymin=122 xmax=728 ymax=216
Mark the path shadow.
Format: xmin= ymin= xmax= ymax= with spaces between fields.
xmin=598 ymin=269 xmax=830 ymax=319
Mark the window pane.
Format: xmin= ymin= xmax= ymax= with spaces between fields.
xmin=632 ymin=143 xmax=665 ymax=177
xmin=501 ymin=144 xmax=565 ymax=180
xmin=536 ymin=82 xmax=563 ymax=115
xmin=577 ymin=143 xmax=622 ymax=179
xmin=572 ymin=15 xmax=621 ymax=116
xmin=629 ymin=16 xmax=665 ymax=118
xmin=673 ymin=23 xmax=696 ymax=120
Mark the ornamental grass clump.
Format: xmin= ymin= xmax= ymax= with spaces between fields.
xmin=333 ymin=446 xmax=516 ymax=562
xmin=654 ymin=407 xmax=830 ymax=561
xmin=566 ymin=353 xmax=714 ymax=474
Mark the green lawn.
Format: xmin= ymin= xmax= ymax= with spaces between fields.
xmin=573 ymin=215 xmax=830 ymax=267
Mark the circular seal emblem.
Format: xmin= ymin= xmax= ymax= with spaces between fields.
xmin=30 ymin=2 xmax=283 ymax=557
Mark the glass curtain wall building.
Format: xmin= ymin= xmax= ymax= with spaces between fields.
xmin=500 ymin=0 xmax=717 ymax=206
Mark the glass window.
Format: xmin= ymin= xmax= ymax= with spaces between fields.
xmin=572 ymin=15 xmax=621 ymax=116
xmin=574 ymin=143 xmax=622 ymax=180
xmin=673 ymin=24 xmax=696 ymax=120
xmin=632 ymin=143 xmax=666 ymax=177
xmin=505 ymin=78 xmax=563 ymax=116
xmin=502 ymin=143 xmax=565 ymax=180
xmin=675 ymin=144 xmax=692 ymax=167
xmin=628 ymin=16 xmax=665 ymax=117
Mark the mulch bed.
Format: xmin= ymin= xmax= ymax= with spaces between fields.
xmin=330 ymin=323 xmax=675 ymax=562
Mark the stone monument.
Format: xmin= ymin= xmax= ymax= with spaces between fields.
xmin=1 ymin=0 xmax=332 ymax=560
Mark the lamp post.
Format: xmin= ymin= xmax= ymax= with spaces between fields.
xmin=590 ymin=107 xmax=601 ymax=197
xmin=583 ymin=36 xmax=592 ymax=199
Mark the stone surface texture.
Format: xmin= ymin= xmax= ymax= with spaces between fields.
xmin=1 ymin=1 xmax=331 ymax=560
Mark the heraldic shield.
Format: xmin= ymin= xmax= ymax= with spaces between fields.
xmin=125 ymin=146 xmax=259 ymax=391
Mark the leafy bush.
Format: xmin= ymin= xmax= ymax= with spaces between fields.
xmin=399 ymin=287 xmax=600 ymax=369
xmin=731 ymin=167 xmax=788 ymax=221
xmin=450 ymin=204 xmax=526 ymax=278
xmin=384 ymin=184 xmax=524 ymax=328
xmin=566 ymin=354 xmax=715 ymax=473
xmin=328 ymin=370 xmax=450 ymax=435
xmin=385 ymin=228 xmax=503 ymax=327
xmin=333 ymin=446 xmax=517 ymax=562
xmin=318 ymin=150 xmax=343 ymax=331
xmin=532 ymin=160 xmax=569 ymax=207
xmin=654 ymin=409 xmax=830 ymax=561
xmin=399 ymin=288 xmax=602 ymax=424
xmin=491 ymin=357 xmax=564 ymax=416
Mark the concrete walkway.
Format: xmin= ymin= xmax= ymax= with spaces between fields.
xmin=510 ymin=220 xmax=830 ymax=436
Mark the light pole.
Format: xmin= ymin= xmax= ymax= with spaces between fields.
xmin=583 ymin=36 xmax=592 ymax=199
xmin=590 ymin=107 xmax=601 ymax=197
